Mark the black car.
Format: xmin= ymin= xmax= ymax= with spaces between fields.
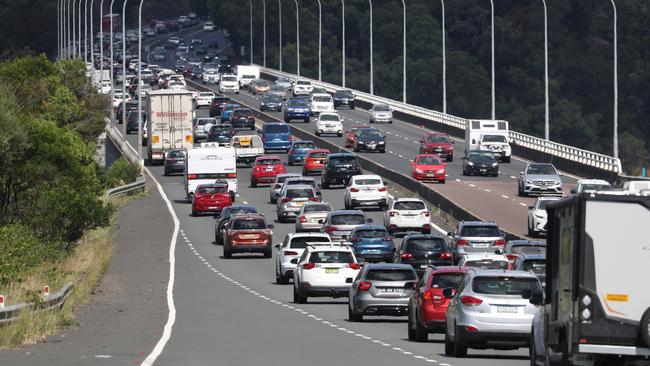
xmin=174 ymin=60 xmax=185 ymax=73
xmin=126 ymin=110 xmax=147 ymax=134
xmin=189 ymin=65 xmax=204 ymax=80
xmin=117 ymin=101 xmax=139 ymax=124
xmin=189 ymin=37 xmax=202 ymax=48
xmin=163 ymin=149 xmax=186 ymax=176
xmin=194 ymin=45 xmax=208 ymax=55
xmin=462 ymin=150 xmax=499 ymax=176
xmin=204 ymin=51 xmax=217 ymax=62
xmin=229 ymin=108 xmax=255 ymax=130
xmin=321 ymin=153 xmax=362 ymax=188
xmin=214 ymin=205 xmax=259 ymax=244
xmin=218 ymin=65 xmax=233 ymax=74
xmin=393 ymin=234 xmax=453 ymax=276
xmin=333 ymin=89 xmax=355 ymax=109
xmin=209 ymin=96 xmax=231 ymax=117
xmin=207 ymin=123 xmax=234 ymax=143
xmin=260 ymin=94 xmax=282 ymax=112
xmin=354 ymin=129 xmax=386 ymax=153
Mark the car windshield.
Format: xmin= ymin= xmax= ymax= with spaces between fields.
xmin=296 ymin=81 xmax=311 ymax=85
xmin=289 ymin=236 xmax=330 ymax=249
xmin=309 ymin=251 xmax=354 ymax=263
xmin=431 ymin=273 xmax=464 ymax=289
xmin=460 ymin=225 xmax=501 ymax=237
xmin=196 ymin=119 xmax=214 ymax=126
xmin=270 ymin=85 xmax=284 ymax=91
xmin=210 ymin=125 xmax=232 ymax=133
xmin=313 ymin=96 xmax=332 ymax=102
xmin=264 ymin=95 xmax=281 ymax=102
xmin=331 ymin=214 xmax=365 ymax=225
xmin=374 ymin=104 xmax=390 ymax=111
xmin=304 ymin=204 xmax=332 ymax=213
xmin=233 ymin=219 xmax=266 ymax=230
xmin=416 ymin=156 xmax=442 ymax=165
xmin=222 ymin=76 xmax=237 ymax=82
xmin=265 ymin=125 xmax=289 ymax=134
xmin=197 ymin=186 xmax=227 ymax=194
xmin=366 ymin=269 xmax=416 ymax=281
xmin=293 ymin=142 xmax=315 ymax=150
xmin=482 ymin=135 xmax=507 ymax=143
xmin=335 ymin=91 xmax=353 ymax=98
xmin=405 ymin=238 xmax=444 ymax=252
xmin=522 ymin=259 xmax=546 ymax=275
xmin=258 ymin=159 xmax=281 ymax=165
xmin=320 ymin=114 xmax=340 ymax=122
xmin=355 ymin=229 xmax=388 ymax=239
xmin=393 ymin=201 xmax=426 ymax=211
xmin=527 ymin=164 xmax=557 ymax=175
xmin=510 ymin=245 xmax=546 ymax=255
xmin=426 ymin=135 xmax=449 ymax=143
xmin=465 ymin=259 xmax=510 ymax=270
xmin=472 ymin=276 xmax=541 ymax=295
xmin=289 ymin=99 xmax=309 ymax=107
xmin=229 ymin=207 xmax=258 ymax=216
xmin=469 ymin=151 xmax=497 ymax=160
xmin=286 ymin=189 xmax=314 ymax=199
xmin=224 ymin=104 xmax=240 ymax=111
xmin=580 ymin=183 xmax=610 ymax=191
xmin=308 ymin=151 xmax=328 ymax=158
xmin=354 ymin=179 xmax=381 ymax=186
xmin=167 ymin=151 xmax=185 ymax=159
xmin=359 ymin=132 xmax=382 ymax=140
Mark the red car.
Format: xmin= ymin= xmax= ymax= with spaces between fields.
xmin=223 ymin=213 xmax=274 ymax=258
xmin=191 ymin=183 xmax=233 ymax=216
xmin=251 ymin=155 xmax=286 ymax=187
xmin=419 ymin=133 xmax=454 ymax=162
xmin=302 ymin=149 xmax=330 ymax=175
xmin=410 ymin=154 xmax=447 ymax=183
xmin=407 ymin=266 xmax=470 ymax=341
xmin=345 ymin=124 xmax=369 ymax=148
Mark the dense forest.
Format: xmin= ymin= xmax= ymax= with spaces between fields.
xmin=1 ymin=0 xmax=647 ymax=173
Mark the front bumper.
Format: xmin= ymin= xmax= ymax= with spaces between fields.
xmin=349 ymin=197 xmax=387 ymax=207
xmin=355 ymin=143 xmax=385 ymax=151
xmin=466 ymin=165 xmax=499 ymax=176
xmin=413 ymin=171 xmax=445 ymax=181
xmin=285 ymin=111 xmax=310 ymax=120
xmin=523 ymin=185 xmax=563 ymax=195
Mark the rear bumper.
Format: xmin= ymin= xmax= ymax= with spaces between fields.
xmin=355 ymin=252 xmax=394 ymax=262
xmin=252 ymin=174 xmax=277 ymax=183
xmin=228 ymin=242 xmax=271 ymax=253
xmin=413 ymin=172 xmax=445 ymax=181
xmin=458 ymin=327 xmax=530 ymax=348
xmin=263 ymin=142 xmax=292 ymax=151
xmin=350 ymin=198 xmax=387 ymax=207
xmin=300 ymin=284 xmax=351 ymax=298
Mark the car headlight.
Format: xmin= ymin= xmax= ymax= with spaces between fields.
xmin=491 ymin=162 xmax=498 ymax=167
xmin=554 ymin=181 xmax=562 ymax=186
xmin=525 ymin=180 xmax=533 ymax=185
xmin=415 ymin=169 xmax=424 ymax=174
xmin=467 ymin=161 xmax=474 ymax=166
xmin=378 ymin=141 xmax=385 ymax=144
xmin=436 ymin=169 xmax=445 ymax=174
xmin=534 ymin=214 xmax=545 ymax=219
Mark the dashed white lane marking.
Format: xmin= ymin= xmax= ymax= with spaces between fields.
xmin=469 ymin=184 xmax=476 ymax=187
xmin=94 ymin=355 xmax=112 ymax=359
xmin=519 ymin=202 xmax=528 ymax=206
xmin=455 ymin=179 xmax=461 ymax=182
xmin=510 ymin=175 xmax=517 ymax=179
xmin=483 ymin=188 xmax=491 ymax=192
xmin=501 ymin=194 xmax=510 ymax=199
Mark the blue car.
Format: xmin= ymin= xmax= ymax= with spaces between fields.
xmin=287 ymin=140 xmax=316 ymax=165
xmin=261 ymin=122 xmax=292 ymax=153
xmin=220 ymin=103 xmax=241 ymax=123
xmin=349 ymin=225 xmax=395 ymax=262
xmin=283 ymin=97 xmax=310 ymax=123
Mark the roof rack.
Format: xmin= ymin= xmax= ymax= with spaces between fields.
xmin=308 ymin=242 xmax=353 ymax=250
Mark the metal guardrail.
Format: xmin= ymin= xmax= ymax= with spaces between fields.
xmin=105 ymin=120 xmax=140 ymax=165
xmin=0 ymin=283 xmax=74 ymax=325
xmin=105 ymin=176 xmax=146 ymax=198
xmin=255 ymin=65 xmax=623 ymax=175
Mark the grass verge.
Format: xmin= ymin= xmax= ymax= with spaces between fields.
xmin=0 ymin=191 xmax=147 ymax=349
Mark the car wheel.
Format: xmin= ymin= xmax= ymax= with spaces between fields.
xmin=440 ymin=179 xmax=446 ymax=184
xmin=348 ymin=304 xmax=363 ymax=322
xmin=518 ymin=184 xmax=525 ymax=196
xmin=503 ymin=156 xmax=511 ymax=163
xmin=322 ymin=180 xmax=330 ymax=189
xmin=380 ymin=148 xmax=385 ymax=153
xmin=263 ymin=248 xmax=272 ymax=258
xmin=294 ymin=285 xmax=307 ymax=304
xmin=388 ymin=120 xmax=393 ymax=124
xmin=344 ymin=200 xmax=351 ymax=210
xmin=163 ymin=169 xmax=169 ymax=176
xmin=304 ymin=118 xmax=309 ymax=123
xmin=453 ymin=325 xmax=468 ymax=357
xmin=276 ymin=269 xmax=289 ymax=284
xmin=444 ymin=326 xmax=455 ymax=356
xmin=191 ymin=210 xmax=197 ymax=216
xmin=353 ymin=147 xmax=359 ymax=152
xmin=407 ymin=311 xmax=417 ymax=341
xmin=250 ymin=125 xmax=255 ymax=131
xmin=337 ymin=132 xmax=343 ymax=137
xmin=462 ymin=168 xmax=468 ymax=176
xmin=446 ymin=156 xmax=453 ymax=162
xmin=223 ymin=245 xmax=232 ymax=259
xmin=415 ymin=316 xmax=428 ymax=342
xmin=315 ymin=131 xmax=320 ymax=136
xmin=251 ymin=178 xmax=257 ymax=188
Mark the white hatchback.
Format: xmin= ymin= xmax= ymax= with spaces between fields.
xmin=344 ymin=175 xmax=388 ymax=210
xmin=195 ymin=92 xmax=215 ymax=108
xmin=315 ymin=112 xmax=343 ymax=137
xmin=292 ymin=80 xmax=313 ymax=96
xmin=219 ymin=74 xmax=240 ymax=94
xmin=383 ymin=198 xmax=432 ymax=235
xmin=274 ymin=233 xmax=332 ymax=284
xmin=309 ymin=93 xmax=335 ymax=115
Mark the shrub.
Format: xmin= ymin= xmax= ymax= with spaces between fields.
xmin=0 ymin=224 xmax=62 ymax=285
xmin=106 ymin=158 xmax=140 ymax=188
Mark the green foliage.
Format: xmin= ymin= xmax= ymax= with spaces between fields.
xmin=106 ymin=158 xmax=141 ymax=189
xmin=0 ymin=225 xmax=63 ymax=285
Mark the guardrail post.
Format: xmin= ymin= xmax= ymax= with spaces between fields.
xmin=0 ymin=295 xmax=4 ymax=309
xmin=43 ymin=286 xmax=50 ymax=298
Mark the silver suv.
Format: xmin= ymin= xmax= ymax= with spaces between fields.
xmin=517 ymin=163 xmax=563 ymax=196
xmin=276 ymin=185 xmax=319 ymax=222
xmin=447 ymin=221 xmax=506 ymax=263
xmin=443 ymin=269 xmax=542 ymax=357
xmin=320 ymin=210 xmax=373 ymax=242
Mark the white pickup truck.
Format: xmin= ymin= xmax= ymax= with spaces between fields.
xmin=231 ymin=134 xmax=264 ymax=166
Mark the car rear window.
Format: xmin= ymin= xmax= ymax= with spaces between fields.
xmin=289 ymin=99 xmax=308 ymax=107
xmin=464 ymin=259 xmax=509 ymax=270
xmin=308 ymin=151 xmax=328 ymax=158
xmin=289 ymin=236 xmax=330 ymax=249
xmin=366 ymin=269 xmax=416 ymax=281
xmin=265 ymin=125 xmax=289 ymax=133
xmin=510 ymin=246 xmax=546 ymax=255
xmin=331 ymin=214 xmax=365 ymax=225
xmin=329 ymin=157 xmax=358 ymax=166
xmin=472 ymin=276 xmax=541 ymax=295
xmin=258 ymin=159 xmax=282 ymax=165
xmin=460 ymin=225 xmax=501 ymax=237
xmin=167 ymin=151 xmax=185 ymax=159
xmin=355 ymin=229 xmax=388 ymax=239
xmin=354 ymin=178 xmax=381 ymax=186
xmin=286 ymin=188 xmax=314 ymax=198
xmin=404 ymin=238 xmax=444 ymax=252
xmin=197 ymin=186 xmax=228 ymax=194
xmin=393 ymin=201 xmax=425 ymax=210
xmin=233 ymin=219 xmax=266 ymax=230
xmin=293 ymin=142 xmax=315 ymax=149
xmin=320 ymin=114 xmax=340 ymax=122
xmin=277 ymin=175 xmax=300 ymax=184
xmin=430 ymin=273 xmax=464 ymax=289
xmin=309 ymin=251 xmax=354 ymax=263
xmin=522 ymin=259 xmax=546 ymax=275
xmin=210 ymin=125 xmax=232 ymax=133
xmin=303 ymin=204 xmax=332 ymax=213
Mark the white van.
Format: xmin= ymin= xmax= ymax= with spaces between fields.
xmin=184 ymin=146 xmax=237 ymax=201
xmin=309 ymin=93 xmax=335 ymax=115
xmin=464 ymin=119 xmax=512 ymax=163
xmin=236 ymin=65 xmax=260 ymax=89
xmin=623 ymin=180 xmax=650 ymax=194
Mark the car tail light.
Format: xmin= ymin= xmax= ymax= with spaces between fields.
xmin=187 ymin=174 xmax=198 ymax=179
xmin=378 ymin=187 xmax=387 ymax=192
xmin=494 ymin=239 xmax=506 ymax=246
xmin=302 ymin=262 xmax=315 ymax=270
xmin=506 ymin=254 xmax=519 ymax=263
xmin=299 ymin=216 xmax=307 ymax=223
xmin=439 ymin=252 xmax=452 ymax=260
xmin=350 ymin=238 xmax=361 ymax=243
xmin=465 ymin=325 xmax=479 ymax=332
xmin=401 ymin=252 xmax=414 ymax=259
xmin=349 ymin=262 xmax=361 ymax=270
xmin=423 ymin=291 xmax=433 ymax=301
xmin=308 ymin=197 xmax=319 ymax=201
xmin=284 ymin=251 xmax=299 ymax=256
xmin=385 ymin=237 xmax=393 ymax=241
xmin=389 ymin=211 xmax=399 ymax=217
xmin=460 ymin=296 xmax=483 ymax=306
xmin=227 ymin=173 xmax=237 ymax=178
xmin=358 ymin=281 xmax=372 ymax=291
xmin=456 ymin=239 xmax=468 ymax=246
xmin=261 ymin=136 xmax=267 ymax=142
xmin=421 ymin=211 xmax=430 ymax=217
xmin=350 ymin=188 xmax=360 ymax=193
xmin=281 ymin=197 xmax=292 ymax=203
xmin=324 ymin=226 xmax=336 ymax=234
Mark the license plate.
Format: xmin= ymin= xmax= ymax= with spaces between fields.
xmin=420 ymin=264 xmax=429 ymax=269
xmin=480 ymin=169 xmax=487 ymax=172
xmin=497 ymin=306 xmax=518 ymax=314
xmin=240 ymin=234 xmax=259 ymax=239
xmin=326 ymin=124 xmax=335 ymax=127
xmin=380 ymin=288 xmax=403 ymax=293
xmin=295 ymin=202 xmax=304 ymax=206
xmin=472 ymin=243 xmax=489 ymax=248
xmin=426 ymin=173 xmax=434 ymax=177
xmin=208 ymin=206 xmax=218 ymax=209
xmin=266 ymin=168 xmax=273 ymax=171
xmin=325 ymin=268 xmax=339 ymax=274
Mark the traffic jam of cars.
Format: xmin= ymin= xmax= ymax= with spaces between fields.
xmin=114 ymin=17 xmax=650 ymax=364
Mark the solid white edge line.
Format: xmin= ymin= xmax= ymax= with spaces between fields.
xmin=141 ymin=167 xmax=178 ymax=366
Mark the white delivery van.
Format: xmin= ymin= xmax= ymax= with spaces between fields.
xmin=236 ymin=65 xmax=260 ymax=89
xmin=184 ymin=146 xmax=237 ymax=201
xmin=464 ymin=119 xmax=512 ymax=162
xmin=146 ymin=89 xmax=194 ymax=164
xmin=623 ymin=180 xmax=650 ymax=194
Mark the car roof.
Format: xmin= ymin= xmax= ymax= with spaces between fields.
xmin=232 ymin=213 xmax=266 ymax=220
xmin=228 ymin=205 xmax=257 ymax=210
xmin=403 ymin=233 xmax=445 ymax=240
xmin=288 ymin=232 xmax=331 ymax=238
xmin=331 ymin=209 xmax=365 ymax=215
xmin=463 ymin=253 xmax=509 ymax=260
xmin=535 ymin=196 xmax=562 ymax=202
xmin=352 ymin=174 xmax=382 ymax=180
xmin=284 ymin=184 xmax=315 ymax=191
xmin=364 ymin=263 xmax=414 ymax=271
xmin=196 ymin=183 xmax=227 ymax=189
xmin=393 ymin=197 xmax=425 ymax=202
xmin=327 ymin=153 xmax=356 ymax=158
xmin=351 ymin=225 xmax=387 ymax=232
xmin=459 ymin=220 xmax=498 ymax=227
xmin=471 ymin=269 xmax=539 ymax=279
xmin=285 ymin=177 xmax=316 ymax=182
xmin=516 ymin=253 xmax=546 ymax=260
xmin=256 ymin=155 xmax=282 ymax=160
xmin=430 ymin=266 xmax=472 ymax=274
xmin=293 ymin=140 xmax=314 ymax=144
xmin=577 ymin=179 xmax=610 ymax=185
xmin=506 ymin=240 xmax=546 ymax=246
xmin=308 ymin=149 xmax=331 ymax=154
xmin=426 ymin=132 xmax=449 ymax=136
xmin=263 ymin=122 xmax=287 ymax=126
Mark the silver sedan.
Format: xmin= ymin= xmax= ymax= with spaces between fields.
xmin=295 ymin=202 xmax=333 ymax=232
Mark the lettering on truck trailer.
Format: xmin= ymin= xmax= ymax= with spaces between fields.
xmin=154 ymin=111 xmax=190 ymax=119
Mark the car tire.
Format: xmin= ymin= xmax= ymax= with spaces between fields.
xmin=407 ymin=312 xmax=417 ymax=341
xmin=348 ymin=304 xmax=363 ymax=322
xmin=415 ymin=317 xmax=428 ymax=342
xmin=389 ymin=120 xmax=393 ymax=124
xmin=223 ymin=246 xmax=232 ymax=259
xmin=444 ymin=327 xmax=455 ymax=356
xmin=304 ymin=118 xmax=309 ymax=123
xmin=293 ymin=285 xmax=307 ymax=304
xmin=251 ymin=178 xmax=257 ymax=188
xmin=640 ymin=308 xmax=650 ymax=348
xmin=322 ymin=180 xmax=330 ymax=189
xmin=353 ymin=147 xmax=359 ymax=152
xmin=263 ymin=248 xmax=272 ymax=258
xmin=504 ymin=156 xmax=511 ymax=163
xmin=453 ymin=325 xmax=468 ymax=357
xmin=250 ymin=125 xmax=255 ymax=131
xmin=446 ymin=156 xmax=453 ymax=162
xmin=380 ymin=148 xmax=385 ymax=153
xmin=191 ymin=210 xmax=197 ymax=216
xmin=315 ymin=131 xmax=320 ymax=136
xmin=276 ymin=269 xmax=289 ymax=284
xmin=337 ymin=132 xmax=343 ymax=137
xmin=440 ymin=179 xmax=446 ymax=184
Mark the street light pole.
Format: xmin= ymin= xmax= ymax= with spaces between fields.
xmin=341 ymin=0 xmax=345 ymax=87
xmin=610 ymin=0 xmax=618 ymax=159
xmin=368 ymin=0 xmax=373 ymax=94
xmin=138 ymin=0 xmax=144 ymax=164
xmin=78 ymin=0 xmax=82 ymax=58
xmin=249 ymin=0 xmax=253 ymax=64
xmin=316 ymin=0 xmax=322 ymax=81
xmin=263 ymin=0 xmax=267 ymax=67
xmin=84 ymin=0 xmax=89 ymax=63
xmin=72 ymin=0 xmax=77 ymax=57
xmin=90 ymin=0 xmax=95 ymax=71
xmin=100 ymin=0 xmax=105 ymax=87
xmin=66 ymin=0 xmax=71 ymax=58
xmin=294 ymin=0 xmax=300 ymax=75
xmin=541 ymin=0 xmax=548 ymax=140
xmin=489 ymin=0 xmax=495 ymax=120
xmin=121 ymin=0 xmax=129 ymax=138
xmin=401 ymin=0 xmax=406 ymax=103
xmin=278 ymin=0 xmax=282 ymax=71
xmin=441 ymin=0 xmax=446 ymax=113
xmin=57 ymin=0 xmax=62 ymax=58
xmin=110 ymin=0 xmax=116 ymax=120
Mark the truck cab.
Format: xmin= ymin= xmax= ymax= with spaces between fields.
xmin=464 ymin=119 xmax=511 ymax=163
xmin=528 ymin=193 xmax=650 ymax=366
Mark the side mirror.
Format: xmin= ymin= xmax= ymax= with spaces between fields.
xmin=267 ymin=224 xmax=275 ymax=229
xmin=528 ymin=206 xmax=534 ymax=210
xmin=318 ymin=219 xmax=324 ymax=224
xmin=274 ymin=243 xmax=281 ymax=249
xmin=570 ymin=188 xmax=577 ymax=194
xmin=442 ymin=287 xmax=455 ymax=299
xmin=447 ymin=232 xmax=453 ymax=237
xmin=290 ymin=258 xmax=299 ymax=264
xmin=366 ymin=218 xmax=374 ymax=224
xmin=383 ymin=182 xmax=388 ymax=186
xmin=345 ymin=278 xmax=354 ymax=283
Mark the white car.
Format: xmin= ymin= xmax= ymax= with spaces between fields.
xmin=169 ymin=74 xmax=186 ymax=87
xmin=274 ymin=233 xmax=332 ymax=284
xmin=315 ymin=112 xmax=343 ymax=137
xmin=292 ymin=79 xmax=313 ymax=96
xmin=383 ymin=198 xmax=432 ymax=235
xmin=457 ymin=253 xmax=511 ymax=269
xmin=112 ymin=91 xmax=131 ymax=109
xmin=99 ymin=80 xmax=112 ymax=94
xmin=309 ymin=93 xmax=335 ymax=115
xmin=344 ymin=175 xmax=388 ymax=210
xmin=570 ymin=179 xmax=611 ymax=195
xmin=168 ymin=82 xmax=186 ymax=91
xmin=527 ymin=196 xmax=561 ymax=237
xmin=369 ymin=103 xmax=393 ymax=124
xmin=219 ymin=74 xmax=240 ymax=94
xmin=203 ymin=21 xmax=215 ymax=31
xmin=202 ymin=69 xmax=220 ymax=84
xmin=195 ymin=92 xmax=215 ymax=108
xmin=293 ymin=244 xmax=361 ymax=303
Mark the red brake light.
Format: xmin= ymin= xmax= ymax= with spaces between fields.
xmin=401 ymin=252 xmax=414 ymax=259
xmin=378 ymin=187 xmax=387 ymax=192
xmin=325 ymin=226 xmax=336 ymax=233
xmin=494 ymin=239 xmax=506 ymax=246
xmin=506 ymin=254 xmax=519 ymax=263
xmin=350 ymin=237 xmax=361 ymax=243
xmin=460 ymin=296 xmax=483 ymax=306
xmin=389 ymin=211 xmax=399 ymax=217
xmin=423 ymin=291 xmax=433 ymax=301
xmin=227 ymin=173 xmax=237 ymax=178
xmin=421 ymin=211 xmax=430 ymax=217
xmin=456 ymin=239 xmax=468 ymax=246
xmin=350 ymin=188 xmax=360 ymax=193
xmin=299 ymin=215 xmax=307 ymax=223
xmin=439 ymin=252 xmax=452 ymax=260
xmin=281 ymin=197 xmax=292 ymax=203
xmin=284 ymin=250 xmax=299 ymax=256
xmin=349 ymin=262 xmax=361 ymax=270
xmin=302 ymin=262 xmax=315 ymax=270
xmin=261 ymin=136 xmax=267 ymax=142
xmin=308 ymin=197 xmax=319 ymax=201
xmin=358 ymin=281 xmax=372 ymax=290
xmin=187 ymin=174 xmax=198 ymax=179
